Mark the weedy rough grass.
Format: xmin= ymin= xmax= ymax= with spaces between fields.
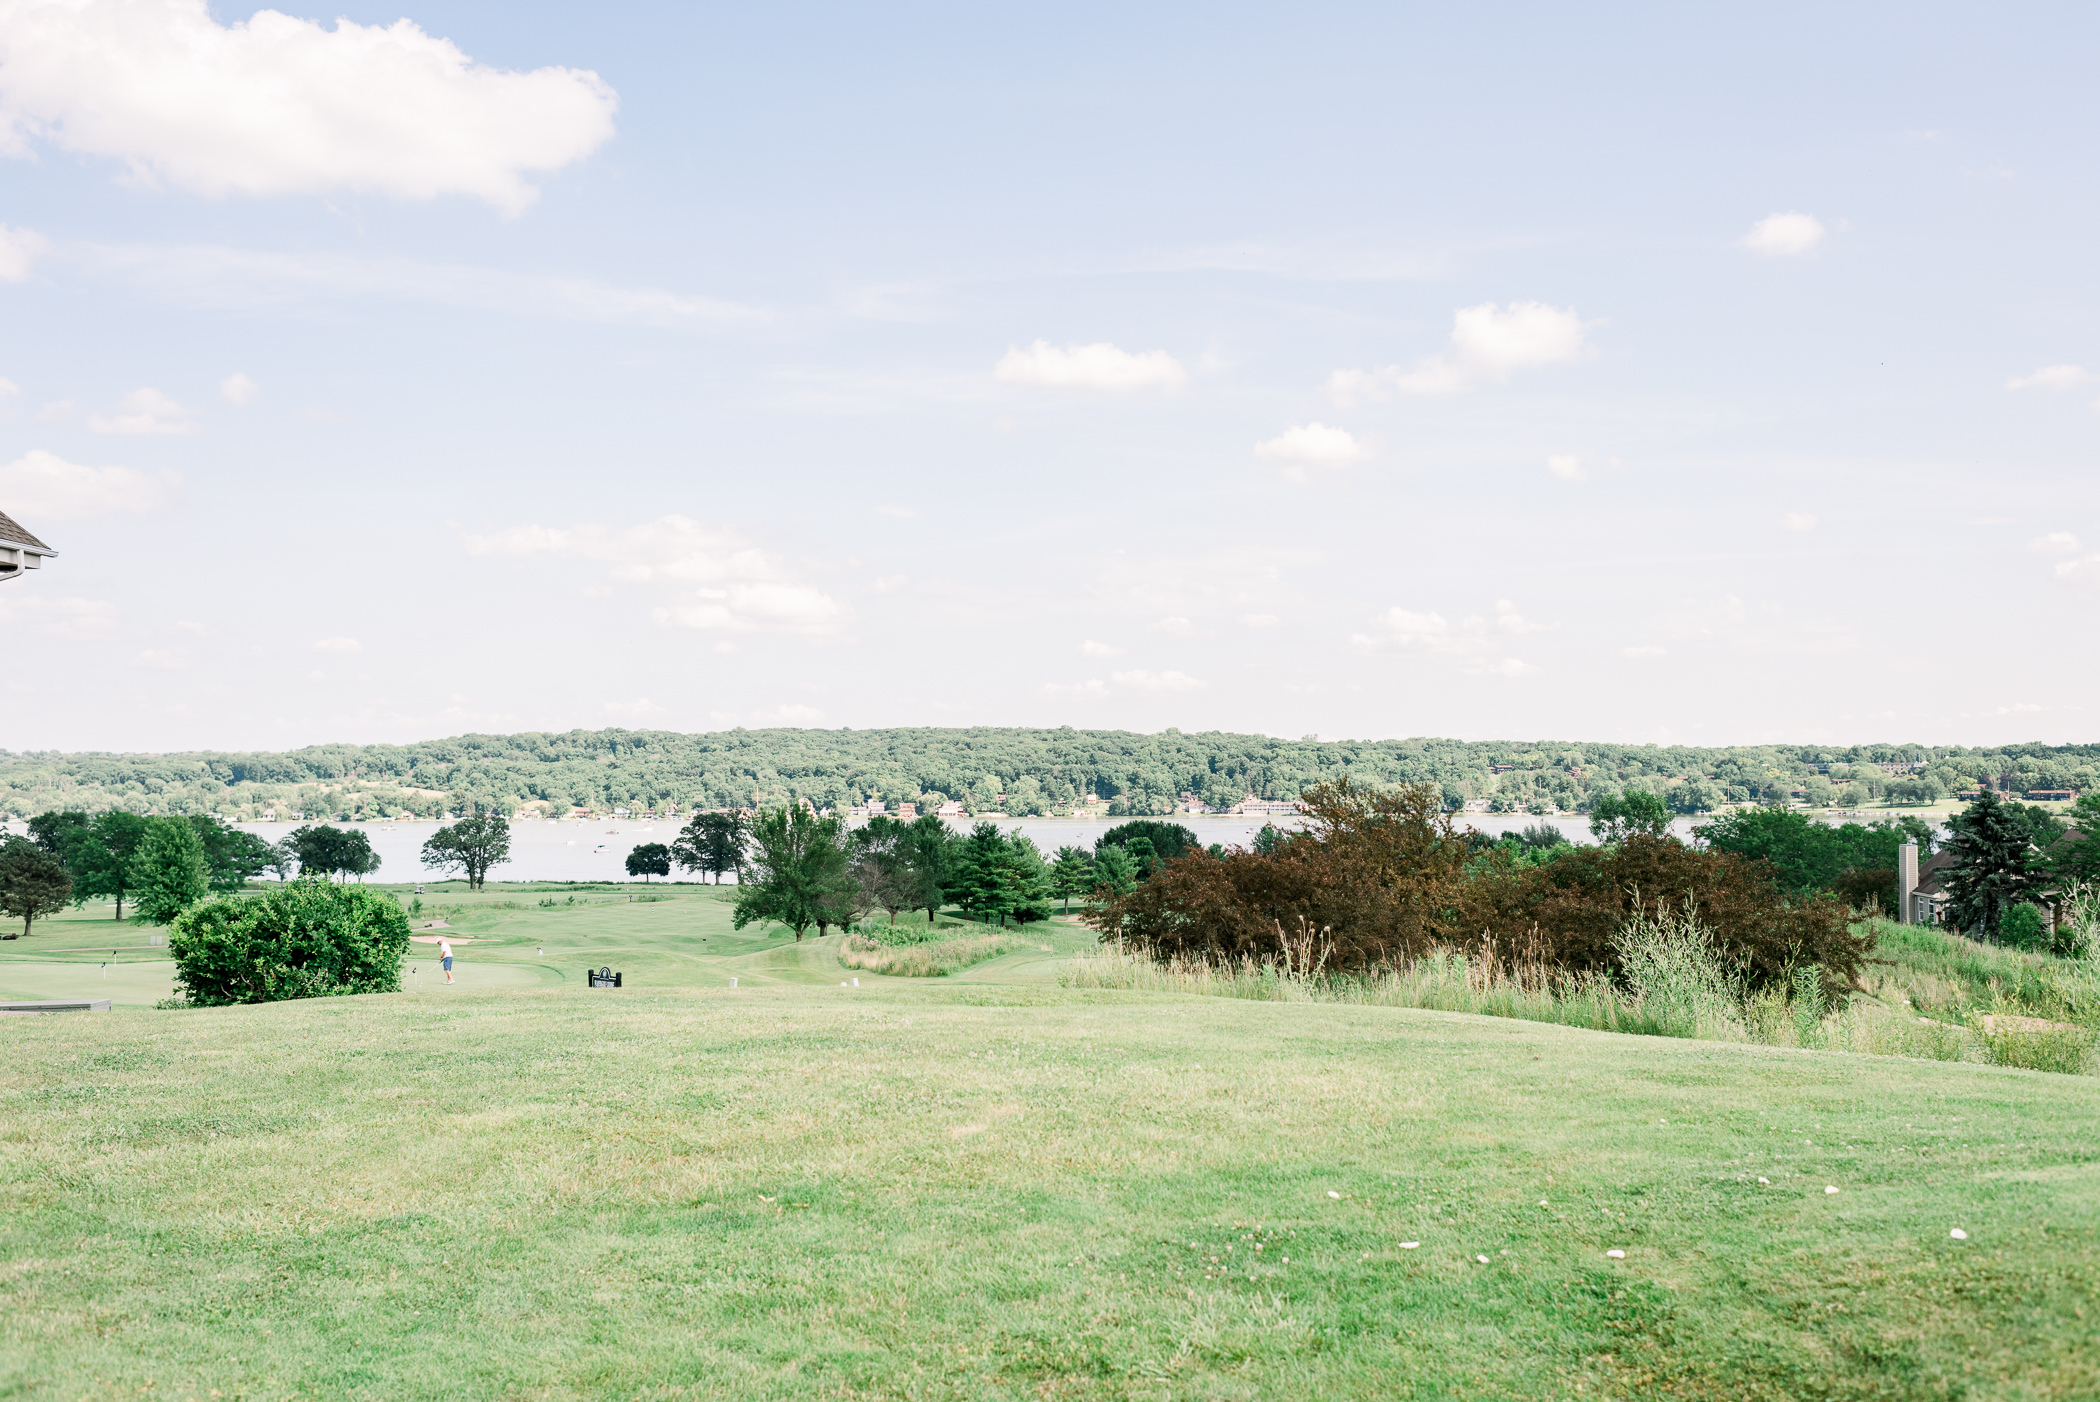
xmin=1067 ymin=911 xmax=2100 ymax=1075
xmin=838 ymin=929 xmax=1033 ymax=976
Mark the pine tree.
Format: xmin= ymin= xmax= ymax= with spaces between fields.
xmin=1049 ymin=845 xmax=1095 ymax=912
xmin=1939 ymin=790 xmax=2044 ymax=940
xmin=0 ymin=838 xmax=73 ymax=938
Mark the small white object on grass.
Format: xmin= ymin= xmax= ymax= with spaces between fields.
xmin=729 ymin=977 xmax=737 ymax=988
xmin=1758 ymin=1177 xmax=1770 ymax=1185
xmin=1399 ymin=1242 xmax=1419 ymax=1250
xmin=1328 ymin=1191 xmax=1341 ymax=1199
xmin=1476 ymin=1254 xmax=1491 ymax=1264
xmin=1606 ymin=1249 xmax=1626 ymax=1259
xmin=1950 ymin=1228 xmax=1968 ymax=1241
xmin=1825 ymin=1186 xmax=1840 ymax=1195
xmin=851 ymin=977 xmax=859 ymax=987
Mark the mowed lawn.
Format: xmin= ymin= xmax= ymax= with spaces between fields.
xmin=2 ymin=893 xmax=2097 ymax=1399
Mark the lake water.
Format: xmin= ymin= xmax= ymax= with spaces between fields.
xmin=0 ymin=810 xmax=1727 ymax=886
xmin=211 ymin=810 xmax=1708 ymax=884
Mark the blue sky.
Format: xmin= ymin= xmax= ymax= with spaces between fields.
xmin=0 ymin=1 xmax=2095 ymax=752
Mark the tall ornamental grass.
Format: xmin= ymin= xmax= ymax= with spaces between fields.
xmin=838 ymin=930 xmax=1033 ymax=977
xmin=1061 ymin=908 xmax=2098 ymax=1075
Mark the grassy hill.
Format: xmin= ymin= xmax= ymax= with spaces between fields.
xmin=2 ymin=892 xmax=2095 ymax=1399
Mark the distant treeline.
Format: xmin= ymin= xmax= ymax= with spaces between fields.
xmin=2 ymin=726 xmax=2095 ymax=822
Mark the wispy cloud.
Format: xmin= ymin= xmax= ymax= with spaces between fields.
xmin=70 ymin=242 xmax=771 ymax=329
xmin=0 ymin=449 xmax=178 ymax=517
xmin=1151 ymin=243 xmax=1448 ymax=281
xmin=88 ymin=387 xmax=199 ymax=436
xmin=467 ymin=516 xmax=845 ymax=635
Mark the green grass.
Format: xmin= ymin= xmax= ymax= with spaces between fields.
xmin=2 ymin=891 xmax=2097 ymax=1399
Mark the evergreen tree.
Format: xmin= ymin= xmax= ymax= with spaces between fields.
xmin=0 ymin=837 xmax=73 ymax=938
xmin=1049 ymin=845 xmax=1095 ymax=912
xmin=130 ymin=818 xmax=212 ymax=925
xmin=900 ymin=813 xmax=957 ymax=923
xmin=1939 ymin=790 xmax=2045 ymax=940
xmin=1092 ymin=844 xmax=1138 ymax=897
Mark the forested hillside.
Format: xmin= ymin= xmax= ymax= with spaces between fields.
xmin=3 ymin=728 xmax=2095 ymax=821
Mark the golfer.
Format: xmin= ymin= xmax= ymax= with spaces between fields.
xmin=439 ymin=936 xmax=455 ymax=984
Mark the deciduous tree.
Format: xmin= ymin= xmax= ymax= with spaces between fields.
xmin=733 ymin=805 xmax=849 ymax=941
xmin=420 ymin=815 xmax=509 ymax=890
xmin=74 ymin=811 xmax=150 ymax=919
xmin=130 ymin=818 xmax=212 ymax=925
xmin=672 ymin=812 xmax=746 ymax=884
xmin=1587 ymin=788 xmax=1673 ymax=844
xmin=625 ymin=843 xmax=671 ymax=881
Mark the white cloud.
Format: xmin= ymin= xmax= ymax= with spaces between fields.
xmin=133 ymin=648 xmax=188 ymax=669
xmin=1149 ymin=616 xmax=1193 ymax=636
xmin=0 ymin=593 xmax=114 ymax=635
xmin=1376 ymin=608 xmax=1450 ymax=645
xmin=467 ymin=515 xmax=845 ymax=635
xmin=0 ymin=377 xmax=16 ymax=396
xmin=994 ymin=340 xmax=1187 ymax=390
xmin=1623 ymin=645 xmax=1669 ymax=659
xmin=1362 ymin=600 xmax=1549 ymax=667
xmin=1109 ymin=669 xmax=1207 ymax=693
xmin=1494 ymin=599 xmax=1549 ymax=634
xmin=311 ymin=637 xmax=362 ymax=654
xmin=0 ymin=0 xmax=617 ymax=215
xmin=1782 ymin=512 xmax=1818 ymax=531
xmin=2054 ymin=555 xmax=2100 ymax=586
xmin=1254 ymin=422 xmax=1365 ymax=464
xmin=2028 ymin=531 xmax=2082 ymax=556
xmin=770 ymin=703 xmax=824 ymax=724
xmin=1240 ymin=613 xmax=1280 ymax=628
xmin=0 ymin=448 xmax=176 ymax=516
xmin=78 ymin=241 xmax=769 ymax=329
xmin=1045 ymin=677 xmax=1111 ymax=698
xmin=1080 ymin=639 xmax=1124 ymax=658
xmin=34 ymin=399 xmax=74 ymax=422
xmin=1739 ymin=212 xmax=1825 ymax=258
xmin=603 ymin=697 xmax=664 ymax=718
xmin=1547 ymin=453 xmax=1587 ymax=481
xmin=88 ymin=387 xmax=198 ymax=435
xmin=220 ymin=372 xmax=258 ymax=405
xmin=0 ymin=222 xmax=46 ymax=280
xmin=2006 ymin=364 xmax=2094 ymax=391
xmin=1327 ymin=301 xmax=1594 ymax=402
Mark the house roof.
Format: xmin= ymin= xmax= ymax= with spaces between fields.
xmin=0 ymin=509 xmax=54 ymax=554
xmin=1914 ymin=848 xmax=1958 ymax=897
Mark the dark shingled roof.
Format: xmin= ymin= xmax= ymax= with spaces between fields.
xmin=0 ymin=508 xmax=54 ymax=554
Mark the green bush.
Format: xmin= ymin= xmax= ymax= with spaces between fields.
xmin=1999 ymin=903 xmax=2049 ymax=951
xmin=167 ymin=879 xmax=411 ymax=1007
